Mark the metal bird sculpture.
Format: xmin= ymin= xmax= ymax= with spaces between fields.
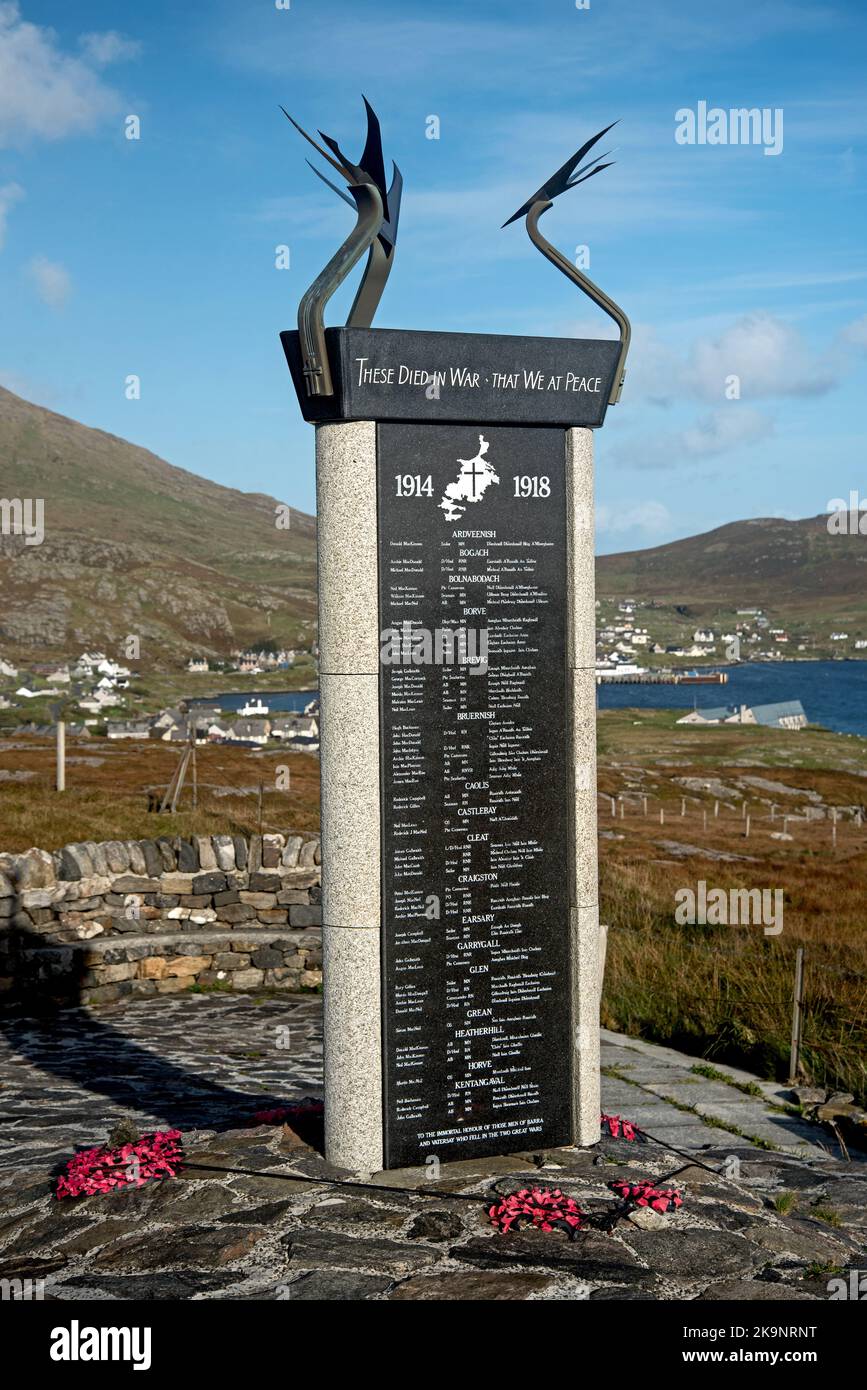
xmin=282 ymin=98 xmax=403 ymax=396
xmin=503 ymin=123 xmax=631 ymax=405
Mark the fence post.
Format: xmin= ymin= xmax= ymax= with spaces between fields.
xmin=56 ymin=719 xmax=66 ymax=793
xmin=788 ymin=947 xmax=805 ymax=1084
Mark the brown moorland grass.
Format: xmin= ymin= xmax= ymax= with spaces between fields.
xmin=0 ymin=736 xmax=320 ymax=847
xmin=1 ymin=708 xmax=865 ymax=1101
xmin=597 ymin=709 xmax=867 ymax=1105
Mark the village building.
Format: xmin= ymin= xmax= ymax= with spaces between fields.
xmin=677 ymin=700 xmax=808 ymax=730
xmin=270 ymin=714 xmax=319 ymax=743
xmin=226 ymin=717 xmax=271 ymax=745
xmin=205 ymin=719 xmax=234 ymax=742
xmin=106 ymin=719 xmax=152 ymax=740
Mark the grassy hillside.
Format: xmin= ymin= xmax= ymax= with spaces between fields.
xmin=597 ymin=515 xmax=867 ymax=649
xmin=0 ymin=387 xmax=317 ymax=665
xmin=3 ymin=386 xmax=865 ymax=668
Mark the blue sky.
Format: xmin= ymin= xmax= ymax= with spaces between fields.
xmin=0 ymin=0 xmax=865 ymax=552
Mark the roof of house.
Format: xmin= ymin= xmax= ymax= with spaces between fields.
xmin=750 ymin=700 xmax=807 ymax=725
xmin=689 ymin=705 xmax=733 ymax=722
xmin=272 ymin=715 xmax=317 ymax=733
xmin=230 ymin=718 xmax=270 ymax=736
xmin=154 ymin=706 xmax=183 ymax=722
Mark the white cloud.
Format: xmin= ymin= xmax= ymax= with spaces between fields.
xmin=0 ymin=178 xmax=23 ymax=248
xmin=614 ymin=312 xmax=848 ymax=412
xmin=682 ymin=312 xmax=836 ymax=401
xmin=28 ymin=255 xmax=71 ymax=309
xmin=681 ymin=406 xmax=773 ymax=457
xmin=597 ymin=500 xmax=673 ymax=536
xmin=0 ymin=3 xmax=134 ymax=145
xmin=609 ymin=406 xmax=773 ymax=470
xmin=79 ymin=31 xmax=142 ymax=67
xmin=614 ymin=322 xmax=680 ymax=406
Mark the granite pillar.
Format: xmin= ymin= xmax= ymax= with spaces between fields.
xmin=316 ymin=420 xmax=383 ymax=1172
xmin=566 ymin=427 xmax=602 ymax=1144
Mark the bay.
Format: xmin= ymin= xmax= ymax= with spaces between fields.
xmin=187 ymin=689 xmax=317 ymax=714
xmin=597 ymin=660 xmax=867 ymax=737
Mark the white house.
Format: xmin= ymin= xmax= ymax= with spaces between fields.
xmin=206 ymin=720 xmax=234 ymax=742
xmin=152 ymin=707 xmax=183 ymax=731
xmin=271 ymin=714 xmax=319 ymax=741
xmin=72 ymin=650 xmax=105 ymax=678
xmin=106 ymin=719 xmax=152 ymax=740
xmin=228 ymin=717 xmax=270 ymax=745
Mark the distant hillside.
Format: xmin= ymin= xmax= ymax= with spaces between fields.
xmin=2 ymin=386 xmax=864 ymax=667
xmin=597 ymin=515 xmax=867 ymax=638
xmin=0 ymin=387 xmax=317 ymax=665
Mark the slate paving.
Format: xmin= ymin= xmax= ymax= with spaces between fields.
xmin=0 ymin=995 xmax=864 ymax=1300
xmin=600 ymin=1030 xmax=832 ymax=1157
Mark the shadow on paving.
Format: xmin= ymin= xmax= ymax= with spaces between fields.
xmin=0 ymin=924 xmax=320 ymax=1152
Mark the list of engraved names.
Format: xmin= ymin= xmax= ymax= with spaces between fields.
xmin=377 ymin=423 xmax=571 ymax=1167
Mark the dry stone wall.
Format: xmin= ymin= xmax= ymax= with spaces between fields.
xmin=0 ymin=832 xmax=322 ymax=1005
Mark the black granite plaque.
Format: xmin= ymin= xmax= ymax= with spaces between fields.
xmin=377 ymin=422 xmax=571 ymax=1168
xmin=282 ymin=326 xmax=620 ymax=428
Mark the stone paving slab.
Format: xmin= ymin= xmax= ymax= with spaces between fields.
xmin=0 ymin=996 xmax=863 ymax=1301
xmin=601 ymin=1029 xmax=829 ymax=1158
xmin=0 ymin=995 xmax=323 ymax=1172
xmin=602 ymin=1029 xmax=795 ymax=1107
